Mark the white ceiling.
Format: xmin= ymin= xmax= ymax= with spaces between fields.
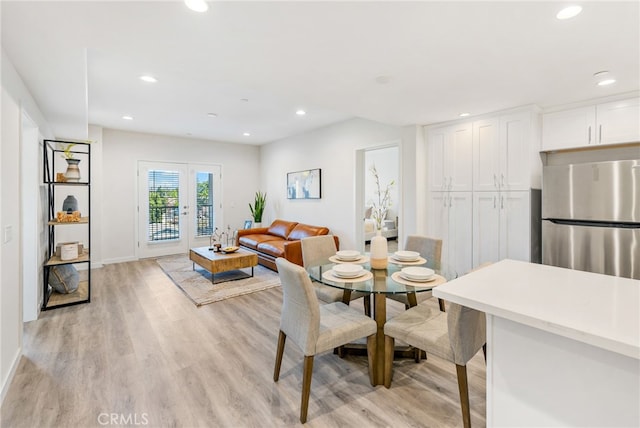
xmin=2 ymin=1 xmax=639 ymax=144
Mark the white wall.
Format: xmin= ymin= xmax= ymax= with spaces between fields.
xmin=0 ymin=85 xmax=21 ymax=405
xmin=1 ymin=49 xmax=53 ymax=403
xmin=100 ymin=128 xmax=261 ymax=263
xmin=260 ymin=117 xmax=420 ymax=250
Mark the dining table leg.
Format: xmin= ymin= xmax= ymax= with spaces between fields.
xmin=373 ymin=293 xmax=386 ymax=385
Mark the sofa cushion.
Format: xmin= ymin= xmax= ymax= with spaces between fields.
xmin=287 ymin=223 xmax=330 ymax=241
xmin=256 ymin=240 xmax=286 ymax=258
xmin=238 ymin=234 xmax=282 ymax=250
xmin=267 ymin=219 xmax=298 ymax=239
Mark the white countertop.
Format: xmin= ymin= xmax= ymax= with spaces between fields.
xmin=433 ymin=259 xmax=640 ymax=359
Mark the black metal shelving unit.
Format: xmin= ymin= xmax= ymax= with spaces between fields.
xmin=42 ymin=139 xmax=91 ymax=310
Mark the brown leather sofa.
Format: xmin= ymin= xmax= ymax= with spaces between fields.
xmin=236 ymin=219 xmax=339 ymax=271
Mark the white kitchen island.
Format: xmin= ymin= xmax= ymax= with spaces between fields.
xmin=434 ymin=259 xmax=639 ymax=427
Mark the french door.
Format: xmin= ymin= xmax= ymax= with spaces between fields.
xmin=138 ymin=161 xmax=222 ymax=258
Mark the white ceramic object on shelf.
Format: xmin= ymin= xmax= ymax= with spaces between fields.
xmin=370 ymin=230 xmax=388 ymax=269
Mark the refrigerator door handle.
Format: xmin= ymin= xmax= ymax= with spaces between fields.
xmin=588 ymin=125 xmax=591 ymax=144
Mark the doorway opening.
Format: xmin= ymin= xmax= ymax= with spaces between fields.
xmin=356 ymin=144 xmax=401 ymax=253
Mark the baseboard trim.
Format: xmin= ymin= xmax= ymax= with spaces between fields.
xmin=1 ymin=345 xmax=22 ymax=406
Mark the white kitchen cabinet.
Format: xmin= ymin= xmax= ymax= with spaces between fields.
xmin=427 ymin=123 xmax=473 ymax=192
xmin=597 ymin=98 xmax=640 ymax=144
xmin=473 ymin=112 xmax=531 ymax=191
xmin=473 ymin=190 xmax=531 ymax=266
xmin=427 ymin=191 xmax=473 ymax=276
xmin=542 ymin=97 xmax=640 ymax=151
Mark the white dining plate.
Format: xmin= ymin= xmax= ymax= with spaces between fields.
xmin=401 ymin=267 xmax=434 ymax=281
xmin=332 ymin=263 xmax=365 ymax=278
xmin=393 ymin=250 xmax=420 ymax=261
xmin=400 ymin=272 xmax=436 ymax=283
xmin=335 ymin=250 xmax=361 ymax=261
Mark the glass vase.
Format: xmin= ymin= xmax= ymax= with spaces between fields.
xmin=370 ymin=229 xmax=388 ymax=269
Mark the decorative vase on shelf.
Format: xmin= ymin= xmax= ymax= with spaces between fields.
xmin=62 ymin=195 xmax=78 ymax=213
xmin=64 ymin=158 xmax=81 ymax=182
xmin=370 ymin=229 xmax=388 ymax=269
xmin=254 ymin=222 xmax=262 ymax=228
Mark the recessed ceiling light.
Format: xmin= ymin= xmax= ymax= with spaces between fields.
xmin=139 ymin=75 xmax=157 ymax=83
xmin=207 ymin=113 xmax=218 ymax=118
xmin=597 ymin=79 xmax=616 ymax=86
xmin=593 ymin=71 xmax=616 ymax=86
xmin=122 ymin=115 xmax=133 ymax=120
xmin=184 ymin=0 xmax=208 ymax=12
xmin=296 ymin=110 xmax=306 ymax=116
xmin=556 ymin=5 xmax=582 ymax=20
xmin=459 ymin=112 xmax=470 ymax=117
xmin=243 ymin=132 xmax=251 ymax=137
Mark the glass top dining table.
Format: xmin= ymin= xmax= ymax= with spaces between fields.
xmin=306 ymin=255 xmax=452 ymax=386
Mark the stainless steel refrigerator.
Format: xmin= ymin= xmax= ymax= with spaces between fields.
xmin=542 ymin=159 xmax=640 ymax=280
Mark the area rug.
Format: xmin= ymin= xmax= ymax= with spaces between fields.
xmin=156 ymin=254 xmax=280 ymax=306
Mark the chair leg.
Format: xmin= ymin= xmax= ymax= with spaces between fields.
xmin=455 ymin=364 xmax=471 ymax=428
xmin=383 ymin=336 xmax=395 ymax=388
xmin=364 ymin=294 xmax=371 ymax=317
xmin=366 ymin=334 xmax=376 ymax=386
xmin=274 ymin=330 xmax=286 ymax=382
xmin=300 ymin=355 xmax=314 ymax=424
xmin=438 ymin=298 xmax=446 ymax=312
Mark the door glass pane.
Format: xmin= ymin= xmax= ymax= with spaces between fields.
xmin=148 ymin=170 xmax=180 ymax=241
xmin=196 ymin=172 xmax=214 ymax=236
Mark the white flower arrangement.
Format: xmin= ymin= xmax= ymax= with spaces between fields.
xmin=369 ymin=164 xmax=394 ymax=231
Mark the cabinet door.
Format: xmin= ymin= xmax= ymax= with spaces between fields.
xmin=500 ymin=112 xmax=531 ymax=191
xmin=542 ymin=106 xmax=596 ymax=151
xmin=500 ymin=191 xmax=531 ymax=262
xmin=473 ymin=118 xmax=500 ymax=191
xmin=473 ymin=192 xmax=500 ymax=267
xmin=449 ymin=192 xmax=473 ymax=276
xmin=427 ymin=192 xmax=449 ymax=263
xmin=427 ymin=127 xmax=447 ymax=192
xmin=447 ymin=123 xmax=473 ymax=192
xmin=596 ymin=98 xmax=640 ymax=145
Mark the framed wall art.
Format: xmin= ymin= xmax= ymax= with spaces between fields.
xmin=287 ymin=168 xmax=321 ymax=199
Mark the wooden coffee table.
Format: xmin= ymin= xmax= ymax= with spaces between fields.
xmin=189 ymin=247 xmax=258 ymax=284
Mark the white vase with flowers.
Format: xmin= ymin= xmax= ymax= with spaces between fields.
xmin=369 ymin=165 xmax=394 ymax=269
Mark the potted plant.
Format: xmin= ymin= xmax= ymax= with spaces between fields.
xmin=59 ymin=143 xmax=81 ymax=182
xmin=249 ymin=191 xmax=266 ymax=227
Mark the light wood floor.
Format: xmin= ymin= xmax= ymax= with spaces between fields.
xmin=1 ymin=259 xmax=485 ymax=427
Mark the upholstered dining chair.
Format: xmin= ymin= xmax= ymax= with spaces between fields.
xmin=273 ymin=258 xmax=377 ymax=423
xmin=387 ymin=235 xmax=446 ymax=311
xmin=301 ymin=235 xmax=371 ymax=316
xmin=383 ymin=302 xmax=486 ymax=428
